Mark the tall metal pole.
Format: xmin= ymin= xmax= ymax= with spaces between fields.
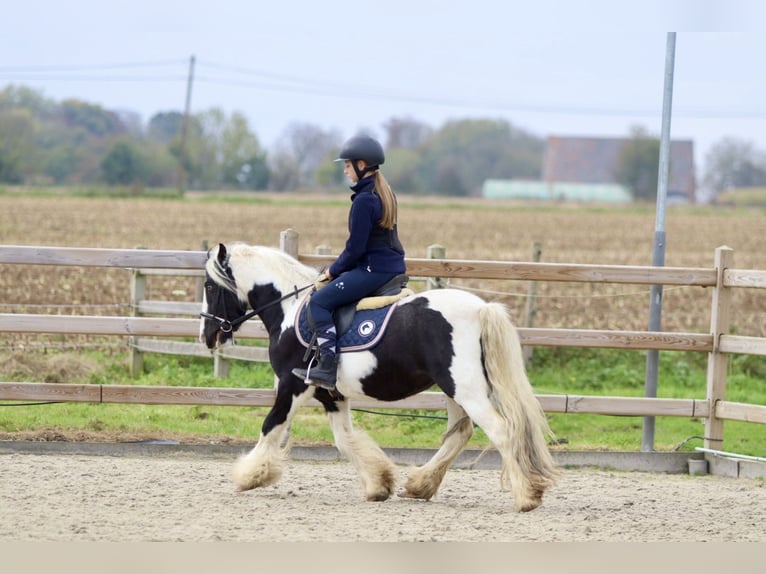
xmin=642 ymin=33 xmax=676 ymax=452
xmin=176 ymin=54 xmax=195 ymax=194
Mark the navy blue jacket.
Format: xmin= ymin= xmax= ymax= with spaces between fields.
xmin=329 ymin=177 xmax=406 ymax=277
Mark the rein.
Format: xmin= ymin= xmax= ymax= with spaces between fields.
xmin=201 ymin=282 xmax=314 ymax=334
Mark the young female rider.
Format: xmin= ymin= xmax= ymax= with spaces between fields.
xmin=292 ymin=135 xmax=406 ymax=391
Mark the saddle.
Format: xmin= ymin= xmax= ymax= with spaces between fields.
xmin=330 ymin=273 xmax=410 ymax=334
xmin=297 ymin=274 xmax=412 ymax=356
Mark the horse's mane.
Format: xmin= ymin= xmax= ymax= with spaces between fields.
xmin=207 ymin=242 xmax=317 ymax=301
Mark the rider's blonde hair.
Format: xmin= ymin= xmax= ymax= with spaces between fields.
xmin=373 ymin=170 xmax=397 ymax=230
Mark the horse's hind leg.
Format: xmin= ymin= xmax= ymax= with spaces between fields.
xmin=327 ymin=400 xmax=396 ymax=501
xmin=401 ymin=399 xmax=473 ymax=501
xmin=460 ymin=401 xmax=543 ymax=512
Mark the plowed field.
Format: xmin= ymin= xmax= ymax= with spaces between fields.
xmin=1 ymin=194 xmax=763 ymax=341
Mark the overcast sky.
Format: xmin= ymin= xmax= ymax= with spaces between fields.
xmin=2 ymin=1 xmax=765 ymax=171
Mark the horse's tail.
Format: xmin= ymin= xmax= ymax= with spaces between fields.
xmin=479 ymin=302 xmax=561 ymax=493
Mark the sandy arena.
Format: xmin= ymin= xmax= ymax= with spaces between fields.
xmin=1 ymin=450 xmax=764 ymax=542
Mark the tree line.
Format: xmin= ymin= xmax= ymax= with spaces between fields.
xmin=1 ymin=84 xmax=765 ymax=200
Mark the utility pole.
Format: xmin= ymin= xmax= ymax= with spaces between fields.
xmin=176 ymin=54 xmax=195 ymax=194
xmin=642 ymin=33 xmax=676 ymax=452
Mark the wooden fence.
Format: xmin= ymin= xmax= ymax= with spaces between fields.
xmin=1 ymin=229 xmax=765 ymax=453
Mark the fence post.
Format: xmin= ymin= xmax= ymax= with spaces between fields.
xmin=280 ymin=228 xmax=300 ymax=259
xmin=196 ymin=238 xmax=229 ymax=377
xmin=523 ymin=241 xmax=542 ymax=368
xmin=129 ymin=268 xmax=146 ymax=377
xmin=214 ymin=351 xmax=230 ymax=378
xmin=216 ymin=230 xmax=300 ymax=380
xmin=427 ymin=244 xmax=446 ymax=289
xmin=196 ymin=240 xmax=208 ymax=301
xmin=704 ymin=246 xmax=734 ymax=452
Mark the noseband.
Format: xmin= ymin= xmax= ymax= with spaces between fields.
xmin=201 ymin=282 xmax=314 ymax=334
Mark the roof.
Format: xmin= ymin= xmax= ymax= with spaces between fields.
xmin=542 ymin=136 xmax=696 ymax=201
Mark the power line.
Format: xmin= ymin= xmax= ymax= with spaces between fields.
xmin=0 ymin=74 xmax=187 ymax=82
xmin=3 ymin=58 xmax=766 ymax=120
xmin=0 ymin=59 xmax=187 ymax=72
xmin=0 ymin=58 xmax=188 ymax=84
xmin=195 ymin=61 xmax=766 ymax=119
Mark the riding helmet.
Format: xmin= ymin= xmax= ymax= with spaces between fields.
xmin=335 ymin=135 xmax=385 ymax=166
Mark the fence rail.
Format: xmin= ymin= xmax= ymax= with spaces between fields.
xmin=1 ymin=233 xmax=765 ymax=453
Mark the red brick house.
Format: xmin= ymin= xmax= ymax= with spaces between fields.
xmin=542 ymin=136 xmax=696 ymax=203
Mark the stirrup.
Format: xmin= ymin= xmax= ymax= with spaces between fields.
xmin=291 ymin=354 xmax=317 ymax=381
xmin=300 ymin=353 xmax=338 ymax=390
xmin=307 ymin=378 xmax=337 ymax=391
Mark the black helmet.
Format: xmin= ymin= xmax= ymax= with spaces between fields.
xmin=336 ymin=135 xmax=385 ymax=166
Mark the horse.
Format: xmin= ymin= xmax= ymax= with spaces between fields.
xmin=199 ymin=242 xmax=560 ymax=512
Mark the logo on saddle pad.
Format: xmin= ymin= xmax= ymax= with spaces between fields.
xmin=295 ymin=294 xmax=397 ymax=353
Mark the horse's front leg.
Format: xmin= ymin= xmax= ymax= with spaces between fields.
xmin=323 ymin=396 xmax=396 ymax=501
xmin=232 ymin=383 xmax=313 ymax=491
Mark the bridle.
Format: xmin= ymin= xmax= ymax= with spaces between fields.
xmin=200 ymin=282 xmax=314 ymax=334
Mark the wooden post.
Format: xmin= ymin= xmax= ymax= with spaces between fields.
xmin=207 ymin=236 xmax=232 ymax=378
xmin=427 ymin=244 xmax=446 ymax=289
xmin=214 ymin=352 xmax=230 ymax=378
xmin=523 ymin=241 xmax=542 ymax=367
xmin=704 ymin=246 xmax=734 ymax=451
xmin=191 ymin=238 xmax=231 ymax=378
xmin=280 ymin=228 xmax=300 ymax=259
xmin=129 ymin=268 xmax=146 ymax=377
xmin=195 ymin=239 xmax=208 ymax=301
xmin=216 ymin=230 xmax=300 ymax=380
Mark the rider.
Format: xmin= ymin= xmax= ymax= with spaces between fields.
xmin=292 ymin=134 xmax=406 ymax=391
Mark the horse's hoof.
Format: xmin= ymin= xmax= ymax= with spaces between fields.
xmin=517 ymin=498 xmax=543 ymax=512
xmin=366 ymin=491 xmax=391 ymax=502
xmin=397 ymin=490 xmax=431 ymax=501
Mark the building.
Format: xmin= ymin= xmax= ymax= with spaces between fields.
xmin=483 ymin=135 xmax=696 ymax=203
xmin=482 ymin=180 xmax=632 ymax=202
xmin=543 ymin=135 xmax=696 ymax=203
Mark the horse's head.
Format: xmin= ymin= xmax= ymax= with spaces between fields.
xmin=199 ymin=243 xmax=248 ymax=349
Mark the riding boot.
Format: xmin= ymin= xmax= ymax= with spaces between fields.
xmin=292 ymin=325 xmax=339 ymax=390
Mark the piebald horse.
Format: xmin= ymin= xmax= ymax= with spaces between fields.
xmin=200 ymin=242 xmax=559 ymax=512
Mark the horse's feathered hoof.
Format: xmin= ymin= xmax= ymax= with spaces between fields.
xmin=366 ymin=492 xmax=391 ymax=502
xmin=516 ymin=490 xmax=544 ymax=512
xmin=518 ymin=501 xmax=542 ymax=512
xmin=397 ymin=490 xmax=432 ymax=501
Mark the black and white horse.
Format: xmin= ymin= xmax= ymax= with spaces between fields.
xmin=200 ymin=242 xmax=559 ymax=512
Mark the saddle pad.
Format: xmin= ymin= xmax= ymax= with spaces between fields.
xmin=294 ymin=294 xmax=397 ymax=353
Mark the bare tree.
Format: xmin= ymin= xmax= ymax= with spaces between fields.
xmin=269 ymin=122 xmax=342 ymax=190
xmin=383 ymin=116 xmax=432 ymax=150
xmin=703 ymin=137 xmax=766 ymax=201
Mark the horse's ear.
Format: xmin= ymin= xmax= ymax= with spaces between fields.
xmin=216 ymin=243 xmax=227 ymax=264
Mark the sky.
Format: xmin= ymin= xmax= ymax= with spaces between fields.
xmin=2 ymin=0 xmax=765 ymax=176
